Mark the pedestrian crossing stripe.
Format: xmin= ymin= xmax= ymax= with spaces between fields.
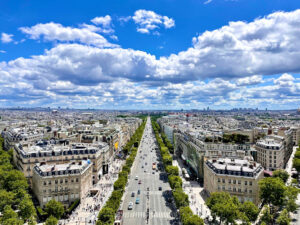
xmin=123 ymin=211 xmax=172 ymax=219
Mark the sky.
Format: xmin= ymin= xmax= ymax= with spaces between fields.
xmin=0 ymin=0 xmax=300 ymax=110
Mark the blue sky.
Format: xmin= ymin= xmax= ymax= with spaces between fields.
xmin=0 ymin=0 xmax=300 ymax=109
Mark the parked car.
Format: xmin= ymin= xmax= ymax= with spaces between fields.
xmin=137 ymin=189 xmax=141 ymax=194
xmin=131 ymin=192 xmax=135 ymax=197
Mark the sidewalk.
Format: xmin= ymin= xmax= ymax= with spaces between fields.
xmin=285 ymin=146 xmax=298 ymax=185
xmin=173 ymin=160 xmax=211 ymax=220
xmin=59 ymin=158 xmax=126 ymax=225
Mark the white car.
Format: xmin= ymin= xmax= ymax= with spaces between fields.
xmin=135 ymin=176 xmax=138 ymax=180
xmin=128 ymin=202 xmax=133 ymax=210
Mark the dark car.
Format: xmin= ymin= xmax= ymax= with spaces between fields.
xmin=131 ymin=192 xmax=135 ymax=197
xmin=158 ymin=187 xmax=162 ymax=191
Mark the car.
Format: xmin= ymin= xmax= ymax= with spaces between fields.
xmin=152 ymin=171 xmax=155 ymax=174
xmin=137 ymin=189 xmax=141 ymax=194
xmin=131 ymin=192 xmax=135 ymax=197
xmin=128 ymin=202 xmax=133 ymax=210
xmin=158 ymin=187 xmax=162 ymax=191
xmin=135 ymin=197 xmax=140 ymax=204
xmin=138 ymin=180 xmax=142 ymax=184
xmin=135 ymin=176 xmax=138 ymax=180
xmin=142 ymin=165 xmax=144 ymax=168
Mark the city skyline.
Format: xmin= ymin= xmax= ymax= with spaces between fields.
xmin=1 ymin=0 xmax=300 ymax=110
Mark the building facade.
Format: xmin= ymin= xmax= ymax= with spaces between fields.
xmin=204 ymin=158 xmax=264 ymax=205
xmin=255 ymin=136 xmax=285 ymax=171
xmin=32 ymin=160 xmax=92 ymax=207
xmin=14 ymin=141 xmax=109 ymax=185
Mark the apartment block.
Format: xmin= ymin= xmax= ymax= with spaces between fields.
xmin=204 ymin=158 xmax=264 ymax=205
xmin=32 ymin=160 xmax=92 ymax=207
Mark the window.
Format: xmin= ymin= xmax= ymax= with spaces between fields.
xmin=249 ymin=190 xmax=252 ymax=193
xmin=238 ymin=188 xmax=241 ymax=192
xmin=48 ymin=181 xmax=51 ymax=185
xmin=218 ymin=186 xmax=221 ymax=190
xmin=71 ymin=179 xmax=74 ymax=183
xmin=249 ymin=181 xmax=252 ymax=186
xmin=244 ymin=188 xmax=247 ymax=193
xmin=65 ymin=179 xmax=68 ymax=183
xmin=233 ymin=180 xmax=236 ymax=184
xmin=222 ymin=186 xmax=225 ymax=190
xmin=233 ymin=187 xmax=236 ymax=192
xmin=55 ymin=180 xmax=58 ymax=184
xmin=60 ymin=179 xmax=63 ymax=184
xmin=228 ymin=179 xmax=231 ymax=184
xmin=76 ymin=178 xmax=79 ymax=182
xmin=245 ymin=181 xmax=247 ymax=185
xmin=238 ymin=180 xmax=241 ymax=185
xmin=218 ymin=178 xmax=221 ymax=183
xmin=44 ymin=181 xmax=47 ymax=186
xmin=222 ymin=179 xmax=225 ymax=183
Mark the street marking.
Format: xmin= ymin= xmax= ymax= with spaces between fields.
xmin=123 ymin=211 xmax=145 ymax=218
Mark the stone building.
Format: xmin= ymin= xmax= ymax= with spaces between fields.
xmin=204 ymin=158 xmax=264 ymax=205
xmin=32 ymin=160 xmax=92 ymax=207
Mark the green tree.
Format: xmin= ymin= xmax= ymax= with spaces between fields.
xmin=45 ymin=215 xmax=58 ymax=225
xmin=259 ymin=177 xmax=287 ymax=208
xmin=273 ymin=169 xmax=289 ymax=183
xmin=276 ymin=209 xmax=290 ymax=225
xmin=173 ymin=188 xmax=189 ymax=208
xmin=18 ymin=194 xmax=37 ymax=221
xmin=98 ymin=207 xmax=115 ymax=224
xmin=1 ymin=205 xmax=23 ymax=225
xmin=44 ymin=199 xmax=64 ymax=219
xmin=162 ymin=154 xmax=172 ymax=166
xmin=0 ymin=189 xmax=14 ymax=211
xmin=168 ymin=175 xmax=183 ymax=189
xmin=260 ymin=205 xmax=273 ymax=224
xmin=239 ymin=201 xmax=259 ymax=222
xmin=184 ymin=215 xmax=204 ymax=225
xmin=206 ymin=192 xmax=241 ymax=224
xmin=166 ymin=165 xmax=179 ymax=176
xmin=293 ymin=158 xmax=300 ymax=172
xmin=285 ymin=186 xmax=299 ymax=212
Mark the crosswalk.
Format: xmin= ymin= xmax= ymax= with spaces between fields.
xmin=123 ymin=211 xmax=172 ymax=219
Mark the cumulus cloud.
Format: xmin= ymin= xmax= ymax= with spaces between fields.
xmin=90 ymin=15 xmax=114 ymax=34
xmin=1 ymin=9 xmax=300 ymax=108
xmin=1 ymin=33 xmax=13 ymax=43
xmin=236 ymin=75 xmax=263 ymax=86
xmin=132 ymin=10 xmax=175 ymax=34
xmin=19 ymin=22 xmax=117 ymax=48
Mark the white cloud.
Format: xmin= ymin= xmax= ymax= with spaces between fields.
xmin=1 ymin=33 xmax=13 ymax=43
xmin=1 ymin=9 xmax=300 ymax=108
xmin=132 ymin=10 xmax=175 ymax=34
xmin=90 ymin=15 xmax=114 ymax=34
xmin=19 ymin=22 xmax=117 ymax=48
xmin=236 ymin=75 xmax=263 ymax=86
xmin=0 ymin=50 xmax=6 ymax=53
xmin=91 ymin=15 xmax=111 ymax=27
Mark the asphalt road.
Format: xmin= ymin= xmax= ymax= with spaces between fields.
xmin=121 ymin=117 xmax=178 ymax=225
